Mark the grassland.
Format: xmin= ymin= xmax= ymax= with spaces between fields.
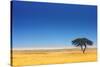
xmin=12 ymin=48 xmax=97 ymax=67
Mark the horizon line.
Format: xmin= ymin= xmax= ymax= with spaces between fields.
xmin=13 ymin=46 xmax=97 ymax=50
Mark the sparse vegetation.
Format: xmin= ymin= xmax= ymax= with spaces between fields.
xmin=72 ymin=38 xmax=93 ymax=53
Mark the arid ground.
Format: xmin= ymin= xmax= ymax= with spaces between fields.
xmin=12 ymin=48 xmax=97 ymax=67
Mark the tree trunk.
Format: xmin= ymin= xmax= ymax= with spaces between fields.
xmin=80 ymin=45 xmax=84 ymax=53
xmin=83 ymin=44 xmax=86 ymax=54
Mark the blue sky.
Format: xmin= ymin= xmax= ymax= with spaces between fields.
xmin=12 ymin=1 xmax=97 ymax=48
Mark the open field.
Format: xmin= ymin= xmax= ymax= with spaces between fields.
xmin=12 ymin=48 xmax=97 ymax=67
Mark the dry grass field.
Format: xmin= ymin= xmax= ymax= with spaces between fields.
xmin=12 ymin=48 xmax=97 ymax=67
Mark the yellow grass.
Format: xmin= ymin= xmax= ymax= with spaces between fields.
xmin=12 ymin=48 xmax=97 ymax=67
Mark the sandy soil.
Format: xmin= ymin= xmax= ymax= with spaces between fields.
xmin=12 ymin=48 xmax=97 ymax=67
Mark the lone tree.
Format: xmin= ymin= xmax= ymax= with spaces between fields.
xmin=72 ymin=38 xmax=93 ymax=53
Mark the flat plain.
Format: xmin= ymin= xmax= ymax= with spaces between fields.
xmin=12 ymin=48 xmax=97 ymax=67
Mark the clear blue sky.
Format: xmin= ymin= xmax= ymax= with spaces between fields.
xmin=12 ymin=1 xmax=97 ymax=48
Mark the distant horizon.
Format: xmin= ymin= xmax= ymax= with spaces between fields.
xmin=13 ymin=44 xmax=97 ymax=49
xmin=12 ymin=1 xmax=97 ymax=48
